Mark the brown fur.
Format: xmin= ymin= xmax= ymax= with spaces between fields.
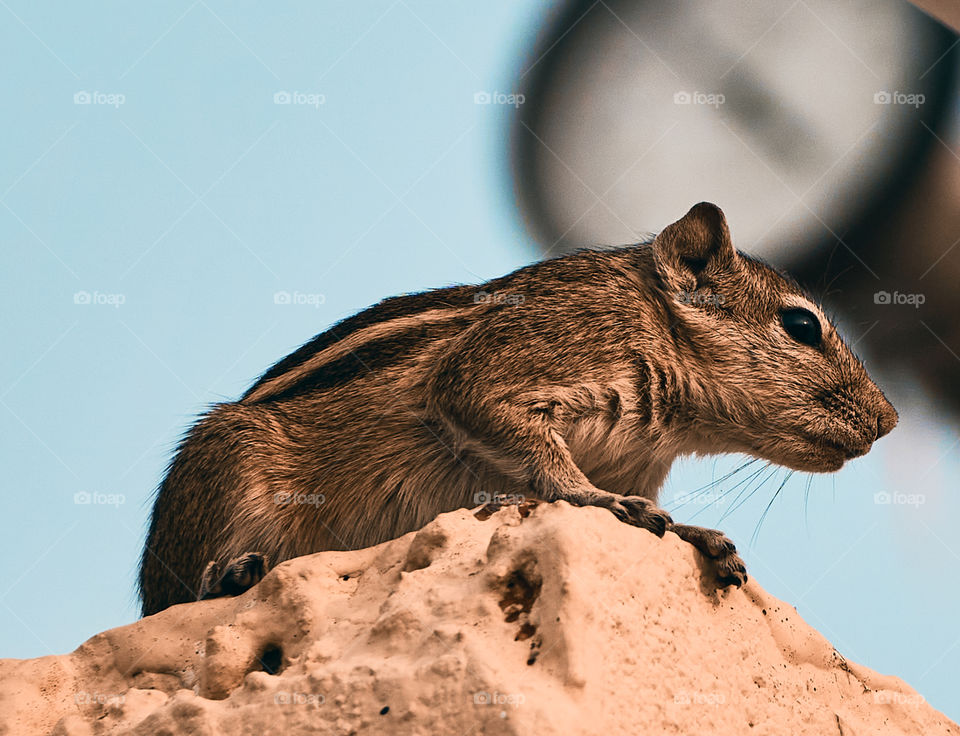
xmin=138 ymin=203 xmax=897 ymax=616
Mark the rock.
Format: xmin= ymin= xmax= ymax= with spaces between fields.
xmin=0 ymin=501 xmax=954 ymax=735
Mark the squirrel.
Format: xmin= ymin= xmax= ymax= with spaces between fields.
xmin=138 ymin=202 xmax=898 ymax=616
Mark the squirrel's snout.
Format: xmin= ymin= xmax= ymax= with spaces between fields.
xmin=874 ymin=401 xmax=898 ymax=441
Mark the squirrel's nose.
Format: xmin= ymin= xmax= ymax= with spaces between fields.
xmin=874 ymin=400 xmax=898 ymax=440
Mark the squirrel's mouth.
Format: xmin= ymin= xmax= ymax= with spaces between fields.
xmin=799 ymin=432 xmax=872 ymax=469
xmin=817 ymin=435 xmax=870 ymax=459
xmin=751 ymin=433 xmax=867 ymax=473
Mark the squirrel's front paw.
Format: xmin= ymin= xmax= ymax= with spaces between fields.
xmin=668 ymin=523 xmax=747 ymax=588
xmin=199 ymin=552 xmax=269 ymax=601
xmin=604 ymin=495 xmax=673 ymax=537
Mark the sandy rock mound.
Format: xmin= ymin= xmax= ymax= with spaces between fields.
xmin=0 ymin=501 xmax=954 ymax=735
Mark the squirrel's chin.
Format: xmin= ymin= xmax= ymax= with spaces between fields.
xmin=803 ymin=454 xmax=847 ymax=473
xmin=751 ymin=436 xmax=867 ymax=473
xmin=785 ymin=440 xmax=872 ymax=473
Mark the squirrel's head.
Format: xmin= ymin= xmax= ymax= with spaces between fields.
xmin=652 ymin=202 xmax=898 ymax=473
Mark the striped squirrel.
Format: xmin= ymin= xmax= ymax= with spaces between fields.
xmin=139 ymin=202 xmax=897 ymax=615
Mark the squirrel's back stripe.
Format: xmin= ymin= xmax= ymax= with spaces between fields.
xmin=243 ymin=285 xmax=475 ymax=398
xmin=242 ymin=285 xmax=482 ymax=402
xmin=242 ymin=305 xmax=477 ymax=403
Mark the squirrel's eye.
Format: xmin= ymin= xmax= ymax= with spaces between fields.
xmin=781 ymin=308 xmax=821 ymax=347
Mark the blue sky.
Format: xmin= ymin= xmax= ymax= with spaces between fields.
xmin=1 ymin=0 xmax=957 ymax=721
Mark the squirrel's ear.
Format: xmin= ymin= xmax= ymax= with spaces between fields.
xmin=652 ymin=202 xmax=737 ymax=292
